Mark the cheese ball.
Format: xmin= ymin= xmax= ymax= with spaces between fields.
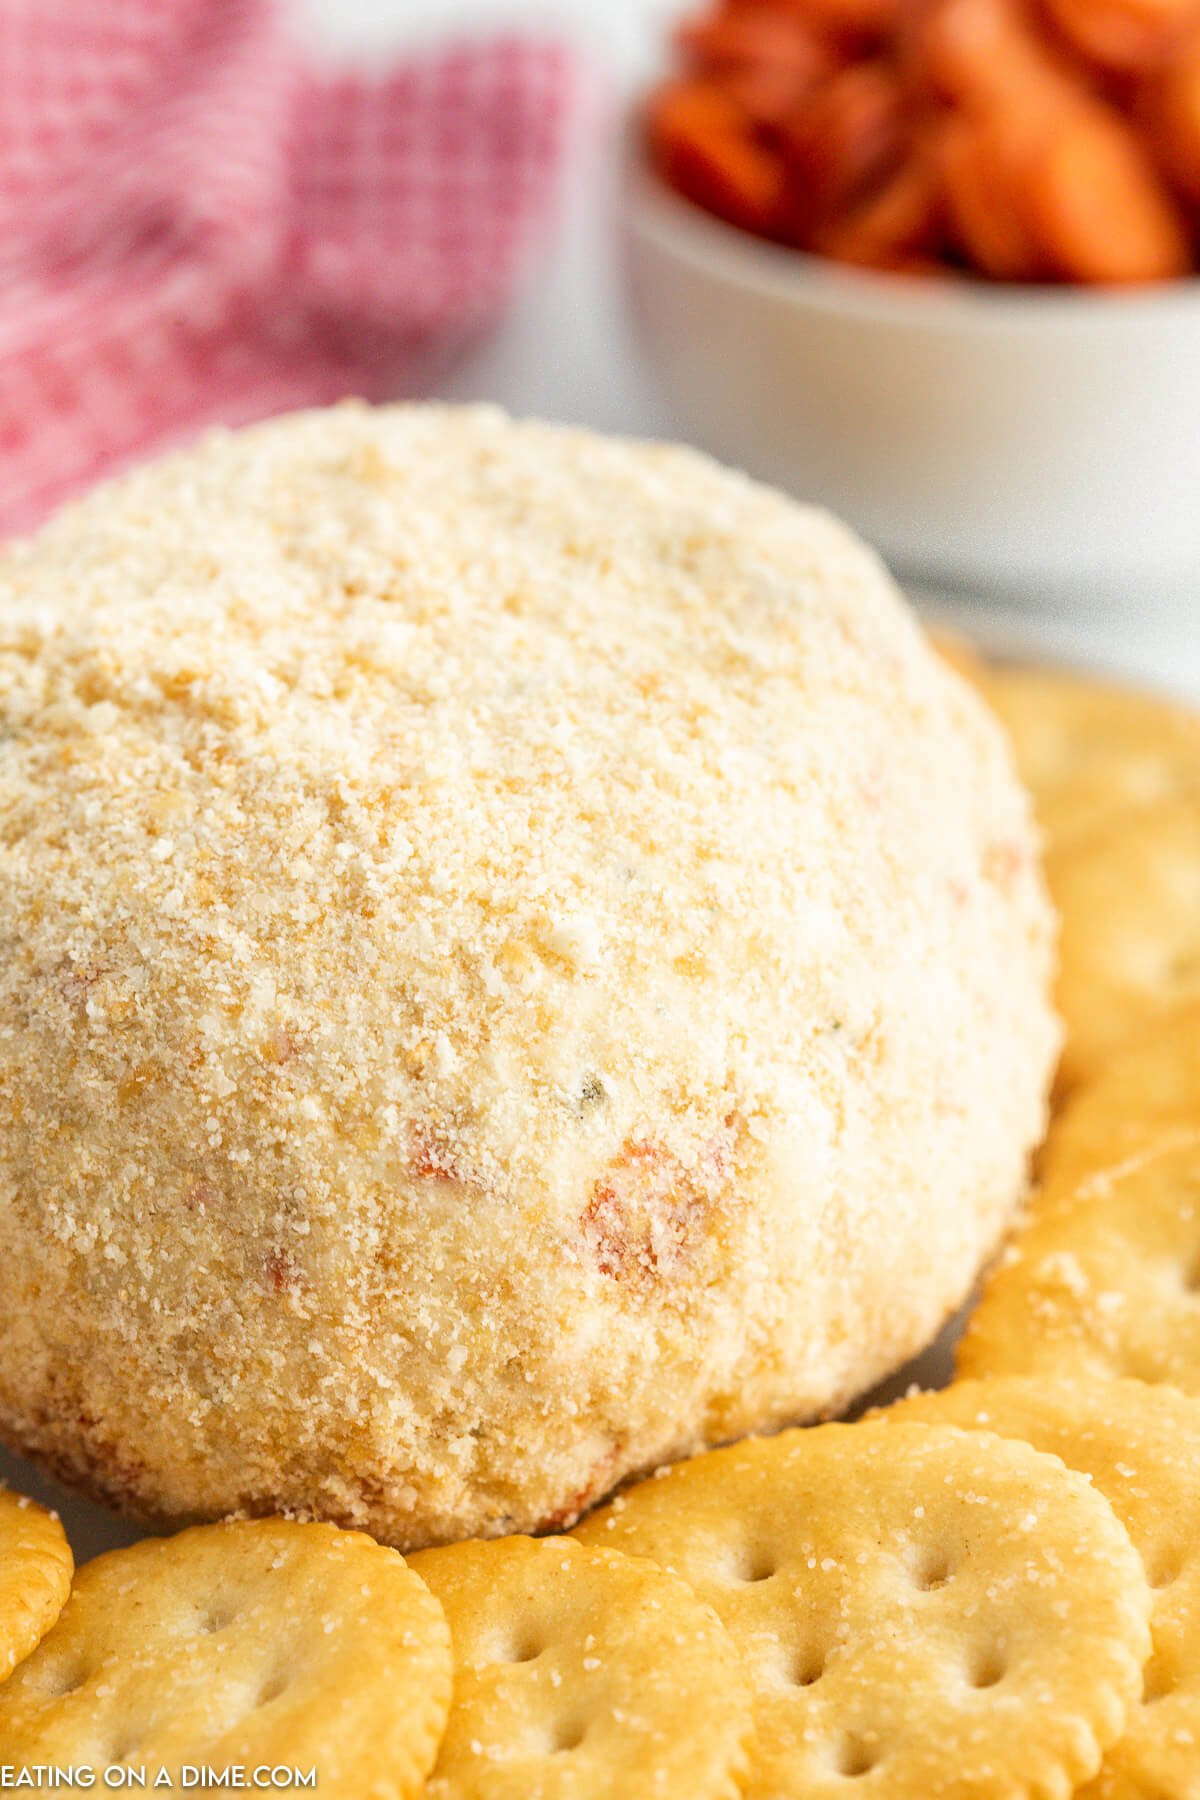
xmin=0 ymin=405 xmax=1056 ymax=1548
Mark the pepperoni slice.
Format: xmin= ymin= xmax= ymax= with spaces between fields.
xmin=1023 ymin=101 xmax=1192 ymax=281
xmin=648 ymin=79 xmax=790 ymax=233
xmin=1148 ymin=22 xmax=1200 ymax=202
xmin=1042 ymin=0 xmax=1200 ymax=78
xmin=723 ymin=58 xmax=841 ymax=132
xmin=939 ymin=112 xmax=1049 ymax=277
xmin=813 ymin=148 xmax=944 ymax=264
xmin=776 ymin=0 xmax=902 ymax=40
xmin=647 ymin=0 xmax=1199 ymax=281
xmin=676 ymin=8 xmax=838 ymax=80
xmin=909 ymin=0 xmax=1075 ymax=111
xmin=779 ymin=60 xmax=907 ymax=227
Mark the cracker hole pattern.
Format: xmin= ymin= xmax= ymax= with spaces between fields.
xmin=909 ymin=1545 xmax=954 ymax=1592
xmin=833 ymin=1733 xmax=881 ymax=1778
xmin=782 ymin=1646 xmax=826 ymax=1689
xmin=198 ymin=1606 xmax=236 ymax=1635
xmin=39 ymin=1662 xmax=87 ymax=1700
xmin=504 ymin=1632 xmax=545 ymax=1665
xmin=735 ymin=1546 xmax=778 ymax=1584
xmin=964 ymin=1643 xmax=1007 ymax=1690
xmin=549 ymin=1718 xmax=588 ymax=1753
xmin=1142 ymin=1660 xmax=1176 ymax=1706
xmin=1147 ymin=1546 xmax=1185 ymax=1591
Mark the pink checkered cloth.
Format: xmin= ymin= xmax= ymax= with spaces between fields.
xmin=0 ymin=0 xmax=581 ymax=535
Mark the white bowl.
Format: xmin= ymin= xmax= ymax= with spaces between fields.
xmin=626 ymin=151 xmax=1200 ymax=605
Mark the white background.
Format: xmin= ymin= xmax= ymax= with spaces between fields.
xmin=0 ymin=0 xmax=1196 ymax=1563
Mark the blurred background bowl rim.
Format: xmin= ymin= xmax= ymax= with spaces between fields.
xmin=627 ymin=140 xmax=1200 ymax=332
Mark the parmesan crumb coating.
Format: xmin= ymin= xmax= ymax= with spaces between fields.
xmin=0 ymin=404 xmax=1057 ymax=1548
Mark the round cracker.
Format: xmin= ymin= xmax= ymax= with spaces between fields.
xmin=1050 ymin=791 xmax=1200 ymax=1091
xmin=1042 ymin=1003 xmax=1200 ymax=1187
xmin=574 ymin=1419 xmax=1150 ymax=1798
xmin=408 ymin=1533 xmax=751 ymax=1800
xmin=878 ymin=1377 xmax=1200 ymax=1800
xmin=0 ymin=1487 xmax=72 ymax=1683
xmin=981 ymin=666 xmax=1200 ymax=850
xmin=959 ymin=1133 xmax=1200 ymax=1393
xmin=0 ymin=1517 xmax=451 ymax=1797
